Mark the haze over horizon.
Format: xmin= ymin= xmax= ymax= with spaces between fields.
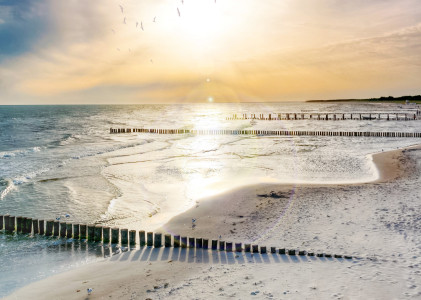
xmin=1 ymin=0 xmax=420 ymax=104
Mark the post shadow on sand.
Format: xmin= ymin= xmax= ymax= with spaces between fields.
xmin=119 ymin=246 xmax=348 ymax=265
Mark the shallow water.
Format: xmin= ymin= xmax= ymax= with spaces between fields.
xmin=0 ymin=102 xmax=420 ymax=296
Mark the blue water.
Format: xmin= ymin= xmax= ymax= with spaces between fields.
xmin=0 ymin=103 xmax=420 ymax=297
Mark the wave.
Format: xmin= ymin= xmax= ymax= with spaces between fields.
xmin=58 ymin=134 xmax=81 ymax=146
xmin=0 ymin=178 xmax=16 ymax=200
xmin=0 ymin=147 xmax=42 ymax=159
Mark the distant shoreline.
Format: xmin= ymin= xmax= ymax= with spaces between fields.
xmin=307 ymin=95 xmax=421 ymax=104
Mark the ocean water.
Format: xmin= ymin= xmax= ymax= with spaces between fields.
xmin=0 ymin=102 xmax=420 ymax=296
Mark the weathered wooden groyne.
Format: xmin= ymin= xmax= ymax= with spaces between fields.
xmin=0 ymin=214 xmax=353 ymax=260
xmin=226 ymin=112 xmax=419 ymax=121
xmin=110 ymin=128 xmax=421 ymax=138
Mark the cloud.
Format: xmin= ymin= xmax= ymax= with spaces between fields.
xmin=1 ymin=0 xmax=421 ymax=103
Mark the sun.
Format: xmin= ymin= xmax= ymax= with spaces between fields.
xmin=177 ymin=1 xmax=223 ymax=48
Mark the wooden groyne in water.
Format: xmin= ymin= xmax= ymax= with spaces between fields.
xmin=0 ymin=214 xmax=353 ymax=260
xmin=226 ymin=112 xmax=419 ymax=121
xmin=110 ymin=128 xmax=421 ymax=138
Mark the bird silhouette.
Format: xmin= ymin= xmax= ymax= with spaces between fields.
xmin=177 ymin=7 xmax=181 ymax=17
xmin=141 ymin=22 xmax=144 ymax=31
xmin=136 ymin=21 xmax=138 ymax=28
xmin=153 ymin=16 xmax=156 ymax=22
xmin=119 ymin=5 xmax=123 ymax=13
xmin=123 ymin=17 xmax=126 ymax=24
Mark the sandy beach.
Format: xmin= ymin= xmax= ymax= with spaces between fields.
xmin=6 ymin=144 xmax=421 ymax=300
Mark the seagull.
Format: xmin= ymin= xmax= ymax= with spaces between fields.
xmin=56 ymin=217 xmax=61 ymax=221
xmin=141 ymin=22 xmax=144 ymax=31
xmin=119 ymin=5 xmax=123 ymax=13
xmin=192 ymin=218 xmax=196 ymax=223
xmin=65 ymin=214 xmax=70 ymax=218
xmin=177 ymin=7 xmax=181 ymax=17
xmin=87 ymin=288 xmax=93 ymax=295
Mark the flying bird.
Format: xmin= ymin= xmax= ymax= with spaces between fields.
xmin=177 ymin=7 xmax=181 ymax=17
xmin=136 ymin=21 xmax=138 ymax=28
xmin=119 ymin=5 xmax=123 ymax=13
xmin=153 ymin=16 xmax=156 ymax=22
xmin=141 ymin=22 xmax=144 ymax=31
xmin=123 ymin=17 xmax=126 ymax=24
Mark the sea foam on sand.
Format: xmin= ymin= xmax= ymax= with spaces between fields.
xmin=6 ymin=145 xmax=421 ymax=299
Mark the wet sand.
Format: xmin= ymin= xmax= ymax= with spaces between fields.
xmin=6 ymin=145 xmax=421 ymax=300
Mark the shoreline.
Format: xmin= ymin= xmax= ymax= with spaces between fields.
xmin=5 ymin=144 xmax=421 ymax=299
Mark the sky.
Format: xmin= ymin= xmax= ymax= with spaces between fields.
xmin=0 ymin=0 xmax=420 ymax=104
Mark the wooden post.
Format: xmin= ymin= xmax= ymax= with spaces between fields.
xmin=16 ymin=216 xmax=23 ymax=233
xmin=87 ymin=225 xmax=95 ymax=241
xmin=181 ymin=236 xmax=187 ymax=248
xmin=39 ymin=220 xmax=45 ymax=235
xmin=226 ymin=242 xmax=233 ymax=252
xmin=244 ymin=244 xmax=251 ymax=252
xmin=33 ymin=219 xmax=39 ymax=235
xmin=235 ymin=243 xmax=242 ymax=252
xmin=165 ymin=234 xmax=172 ymax=247
xmin=279 ymin=248 xmax=286 ymax=255
xmin=45 ymin=220 xmax=54 ymax=236
xmin=53 ymin=221 xmax=60 ymax=237
xmin=138 ymin=230 xmax=146 ymax=246
xmin=121 ymin=229 xmax=128 ymax=245
xmin=260 ymin=246 xmax=267 ymax=254
xmin=147 ymin=232 xmax=153 ymax=246
xmin=219 ymin=241 xmax=225 ymax=251
xmin=271 ymin=247 xmax=276 ymax=254
xmin=188 ymin=237 xmax=195 ymax=248
xmin=129 ymin=230 xmax=136 ymax=245
xmin=94 ymin=225 xmax=102 ymax=242
xmin=252 ymin=245 xmax=259 ymax=253
xmin=211 ymin=240 xmax=218 ymax=250
xmin=299 ymin=250 xmax=306 ymax=256
xmin=60 ymin=222 xmax=67 ymax=237
xmin=153 ymin=233 xmax=161 ymax=247
xmin=66 ymin=223 xmax=72 ymax=238
xmin=10 ymin=216 xmax=16 ymax=232
xmin=4 ymin=215 xmax=10 ymax=232
xmin=203 ymin=239 xmax=209 ymax=249
xmin=111 ymin=228 xmax=119 ymax=244
xmin=0 ymin=215 xmax=3 ymax=230
xmin=102 ymin=227 xmax=110 ymax=243
xmin=73 ymin=224 xmax=80 ymax=239
xmin=80 ymin=224 xmax=87 ymax=239
xmin=196 ymin=238 xmax=203 ymax=248
xmin=288 ymin=249 xmax=296 ymax=255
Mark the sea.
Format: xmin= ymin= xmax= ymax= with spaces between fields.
xmin=0 ymin=102 xmax=420 ymax=296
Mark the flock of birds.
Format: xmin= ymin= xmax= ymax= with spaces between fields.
xmin=114 ymin=0 xmax=218 ymax=58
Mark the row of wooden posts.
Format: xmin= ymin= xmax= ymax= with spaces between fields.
xmin=110 ymin=128 xmax=421 ymax=138
xmin=0 ymin=214 xmax=352 ymax=259
xmin=227 ymin=112 xmax=419 ymax=121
